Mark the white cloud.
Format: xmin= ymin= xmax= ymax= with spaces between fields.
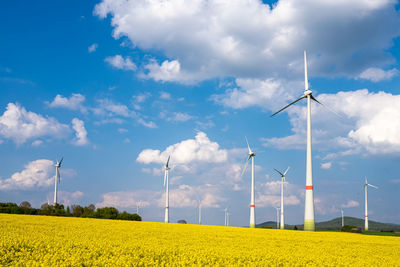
xmin=256 ymin=180 xmax=301 ymax=208
xmin=166 ymin=112 xmax=193 ymax=122
xmin=31 ymin=140 xmax=43 ymax=147
xmin=341 ymin=200 xmax=360 ymax=208
xmin=165 ymin=184 xmax=225 ymax=208
xmin=93 ymin=99 xmax=157 ymax=128
xmin=358 ymin=68 xmax=398 ymax=82
xmin=47 ymin=93 xmax=86 ymax=112
xmin=263 ymin=89 xmax=400 ymax=155
xmin=49 ymin=191 xmax=84 ymax=206
xmin=137 ymin=132 xmax=228 ymax=165
xmin=105 ymin=55 xmax=137 ymax=71
xmin=97 ymin=190 xmax=152 ymax=208
xmin=212 ymin=78 xmax=301 ymax=110
xmin=0 ymin=159 xmax=54 ymax=190
xmin=159 ymin=91 xmax=171 ymax=100
xmin=88 ymin=43 xmax=98 ymax=53
xmin=71 ymin=118 xmax=89 ymax=146
xmin=321 ymin=162 xmax=332 ymax=170
xmin=118 ymin=128 xmax=128 ymax=133
xmin=0 ymin=103 xmax=70 ymax=145
xmin=95 ymin=0 xmax=400 ymax=83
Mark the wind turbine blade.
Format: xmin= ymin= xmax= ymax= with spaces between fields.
xmin=241 ymin=157 xmax=251 ymax=177
xmin=58 ymin=167 xmax=61 ymax=183
xmin=245 ymin=136 xmax=251 ymax=154
xmin=368 ymin=184 xmax=378 ymax=189
xmin=273 ymin=168 xmax=284 ymax=177
xmin=270 ymin=95 xmax=306 ymax=117
xmin=166 ymin=155 xmax=170 ymax=168
xmin=163 ymin=171 xmax=167 ymax=187
xmin=283 ymin=166 xmax=290 ymax=176
xmin=310 ymin=95 xmax=342 ymax=118
xmin=59 ymin=157 xmax=64 ymax=165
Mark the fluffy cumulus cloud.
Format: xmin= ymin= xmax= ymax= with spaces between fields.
xmin=95 ymin=0 xmax=400 ymax=83
xmin=137 ymin=131 xmax=228 ymax=165
xmin=358 ymin=67 xmax=399 ymax=82
xmin=0 ymin=103 xmax=70 ymax=145
xmin=212 ymin=78 xmax=302 ymax=110
xmin=47 ymin=93 xmax=86 ymax=112
xmin=105 ymin=55 xmax=137 ymax=71
xmin=263 ymin=89 xmax=400 ymax=155
xmin=0 ymin=159 xmax=54 ymax=190
xmin=71 ymin=118 xmax=89 ymax=146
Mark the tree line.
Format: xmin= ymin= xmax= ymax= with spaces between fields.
xmin=0 ymin=201 xmax=141 ymax=221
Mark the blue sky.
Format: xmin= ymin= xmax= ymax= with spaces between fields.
xmin=1 ymin=0 xmax=400 ymax=226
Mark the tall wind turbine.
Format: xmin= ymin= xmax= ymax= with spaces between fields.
xmin=163 ymin=156 xmax=170 ymax=223
xmin=274 ymin=167 xmax=290 ymax=229
xmin=271 ymin=51 xmax=326 ymax=231
xmin=53 ymin=157 xmax=63 ymax=205
xmin=364 ymin=178 xmax=378 ymax=231
xmin=241 ymin=137 xmax=256 ymax=228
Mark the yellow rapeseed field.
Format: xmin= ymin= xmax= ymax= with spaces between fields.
xmin=0 ymin=214 xmax=399 ymax=266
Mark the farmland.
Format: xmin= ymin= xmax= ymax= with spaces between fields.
xmin=1 ymin=214 xmax=399 ymax=266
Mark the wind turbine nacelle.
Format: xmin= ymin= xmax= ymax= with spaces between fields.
xmin=304 ymin=90 xmax=312 ymax=96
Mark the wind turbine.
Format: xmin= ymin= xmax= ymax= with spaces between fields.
xmin=364 ymin=177 xmax=378 ymax=231
xmin=274 ymin=166 xmax=290 ymax=229
xmin=274 ymin=207 xmax=280 ymax=229
xmin=341 ymin=208 xmax=344 ymax=228
xmin=136 ymin=200 xmax=142 ymax=215
xmin=163 ymin=156 xmax=170 ymax=223
xmin=241 ymin=137 xmax=256 ymax=228
xmin=224 ymin=208 xmax=229 ymax=226
xmin=271 ymin=51 xmax=329 ymax=231
xmin=53 ymin=157 xmax=63 ymax=205
xmin=198 ymin=202 xmax=202 ymax=225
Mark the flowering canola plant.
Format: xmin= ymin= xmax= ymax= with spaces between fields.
xmin=0 ymin=214 xmax=399 ymax=266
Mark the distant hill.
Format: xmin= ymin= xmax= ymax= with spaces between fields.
xmin=257 ymin=217 xmax=400 ymax=231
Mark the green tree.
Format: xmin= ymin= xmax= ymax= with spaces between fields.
xmin=19 ymin=201 xmax=31 ymax=208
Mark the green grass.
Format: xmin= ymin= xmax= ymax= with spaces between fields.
xmin=362 ymin=231 xmax=400 ymax=237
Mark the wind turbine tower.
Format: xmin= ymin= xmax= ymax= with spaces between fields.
xmin=274 ymin=167 xmax=290 ymax=229
xmin=163 ymin=156 xmax=171 ymax=223
xmin=274 ymin=207 xmax=280 ymax=229
xmin=241 ymin=137 xmax=256 ymax=228
xmin=364 ymin=178 xmax=378 ymax=231
xmin=271 ymin=51 xmax=329 ymax=231
xmin=53 ymin=157 xmax=63 ymax=205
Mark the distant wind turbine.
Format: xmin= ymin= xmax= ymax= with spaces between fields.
xmin=224 ymin=208 xmax=229 ymax=226
xmin=198 ymin=202 xmax=202 ymax=225
xmin=241 ymin=137 xmax=256 ymax=228
xmin=274 ymin=207 xmax=280 ymax=229
xmin=274 ymin=166 xmax=290 ymax=229
xmin=53 ymin=157 xmax=63 ymax=205
xmin=341 ymin=208 xmax=344 ymax=227
xmin=364 ymin=177 xmax=378 ymax=231
xmin=271 ymin=51 xmax=334 ymax=231
xmin=136 ymin=200 xmax=142 ymax=215
xmin=163 ymin=156 xmax=171 ymax=223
